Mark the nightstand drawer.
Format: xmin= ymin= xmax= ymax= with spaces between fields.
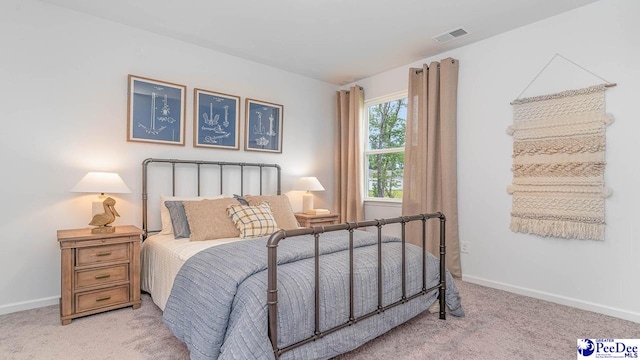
xmin=75 ymin=264 xmax=129 ymax=289
xmin=76 ymin=286 xmax=129 ymax=313
xmin=76 ymin=243 xmax=129 ymax=266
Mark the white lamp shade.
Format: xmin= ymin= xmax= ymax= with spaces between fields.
xmin=293 ymin=177 xmax=325 ymax=192
xmin=71 ymin=172 xmax=131 ymax=194
xmin=293 ymin=176 xmax=324 ymax=213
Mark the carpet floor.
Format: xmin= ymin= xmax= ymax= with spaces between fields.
xmin=1 ymin=280 xmax=638 ymax=359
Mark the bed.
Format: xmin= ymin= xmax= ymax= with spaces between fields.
xmin=140 ymin=158 xmax=464 ymax=360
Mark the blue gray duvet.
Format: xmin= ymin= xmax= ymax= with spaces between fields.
xmin=163 ymin=230 xmax=464 ymax=360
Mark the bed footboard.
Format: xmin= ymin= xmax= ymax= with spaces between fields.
xmin=266 ymin=213 xmax=446 ymax=359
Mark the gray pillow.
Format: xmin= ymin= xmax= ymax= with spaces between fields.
xmin=164 ymin=201 xmax=191 ymax=239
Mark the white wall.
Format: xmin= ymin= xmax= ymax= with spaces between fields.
xmin=0 ymin=0 xmax=337 ymax=314
xmin=354 ymin=0 xmax=640 ymax=322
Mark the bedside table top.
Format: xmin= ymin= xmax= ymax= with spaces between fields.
xmin=294 ymin=212 xmax=339 ymax=220
xmin=57 ymin=225 xmax=143 ymax=242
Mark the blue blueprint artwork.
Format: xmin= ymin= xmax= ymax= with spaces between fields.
xmin=130 ymin=79 xmax=183 ymax=143
xmin=246 ymin=101 xmax=281 ymax=152
xmin=196 ymin=92 xmax=238 ymax=148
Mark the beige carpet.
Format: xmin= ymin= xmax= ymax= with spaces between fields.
xmin=1 ymin=280 xmax=638 ymax=360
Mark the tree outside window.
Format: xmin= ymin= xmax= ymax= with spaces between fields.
xmin=365 ymin=94 xmax=406 ymax=200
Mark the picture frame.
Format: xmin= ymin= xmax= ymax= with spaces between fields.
xmin=194 ymin=88 xmax=240 ymax=150
xmin=245 ymin=98 xmax=283 ymax=153
xmin=127 ymin=75 xmax=186 ymax=145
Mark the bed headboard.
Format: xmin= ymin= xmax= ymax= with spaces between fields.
xmin=141 ymin=158 xmax=282 ymax=239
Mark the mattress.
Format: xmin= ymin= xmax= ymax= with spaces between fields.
xmin=140 ymin=234 xmax=245 ymax=310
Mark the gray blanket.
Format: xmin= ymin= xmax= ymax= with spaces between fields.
xmin=163 ymin=230 xmax=464 ymax=360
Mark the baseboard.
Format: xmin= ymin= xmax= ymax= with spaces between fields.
xmin=0 ymin=296 xmax=59 ymax=316
xmin=462 ymin=275 xmax=640 ymax=324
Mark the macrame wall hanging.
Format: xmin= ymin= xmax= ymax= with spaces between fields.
xmin=507 ymin=54 xmax=616 ymax=241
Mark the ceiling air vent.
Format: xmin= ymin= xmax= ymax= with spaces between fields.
xmin=433 ymin=27 xmax=469 ymax=43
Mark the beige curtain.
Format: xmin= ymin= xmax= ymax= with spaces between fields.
xmin=334 ymin=86 xmax=364 ymax=222
xmin=402 ymin=58 xmax=461 ymax=277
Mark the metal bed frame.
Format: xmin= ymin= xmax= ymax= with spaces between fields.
xmin=141 ymin=158 xmax=446 ymax=358
xmin=267 ymin=214 xmax=446 ymax=358
xmin=141 ymin=157 xmax=281 ymax=239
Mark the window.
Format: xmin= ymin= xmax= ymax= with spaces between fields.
xmin=364 ymin=92 xmax=407 ymax=201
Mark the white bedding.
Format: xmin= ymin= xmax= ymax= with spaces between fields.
xmin=140 ymin=234 xmax=245 ymax=310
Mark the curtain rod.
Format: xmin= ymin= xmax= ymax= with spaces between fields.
xmin=343 ymin=86 xmax=363 ymax=92
xmin=414 ymin=58 xmax=456 ymax=74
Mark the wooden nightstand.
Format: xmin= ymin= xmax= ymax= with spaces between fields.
xmin=57 ymin=225 xmax=142 ymax=325
xmin=295 ymin=213 xmax=340 ymax=228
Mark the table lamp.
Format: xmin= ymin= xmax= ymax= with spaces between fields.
xmin=71 ymin=172 xmax=131 ymax=233
xmin=293 ymin=176 xmax=325 ymax=214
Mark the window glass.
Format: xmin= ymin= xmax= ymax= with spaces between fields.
xmin=366 ymin=153 xmax=405 ymax=199
xmin=367 ymin=99 xmax=406 ymax=150
xmin=364 ymin=94 xmax=407 ymax=201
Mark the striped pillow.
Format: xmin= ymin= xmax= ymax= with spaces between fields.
xmin=227 ymin=202 xmax=278 ymax=239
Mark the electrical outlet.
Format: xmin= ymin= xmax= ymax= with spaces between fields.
xmin=460 ymin=241 xmax=470 ymax=254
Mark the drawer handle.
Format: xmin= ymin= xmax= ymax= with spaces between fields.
xmin=95 ymin=251 xmax=112 ymax=257
xmin=96 ymin=296 xmax=112 ymax=302
xmin=94 ymin=274 xmax=111 ymax=280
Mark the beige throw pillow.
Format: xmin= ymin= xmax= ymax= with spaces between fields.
xmin=183 ymin=198 xmax=241 ymax=241
xmin=245 ymin=195 xmax=299 ymax=230
xmin=159 ymin=194 xmax=226 ymax=234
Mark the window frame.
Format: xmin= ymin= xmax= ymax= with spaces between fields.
xmin=362 ymin=90 xmax=408 ymax=203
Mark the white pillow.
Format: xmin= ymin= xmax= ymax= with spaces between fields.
xmin=159 ymin=194 xmax=227 ymax=234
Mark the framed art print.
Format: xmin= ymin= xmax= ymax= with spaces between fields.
xmin=127 ymin=75 xmax=186 ymax=145
xmin=194 ymin=88 xmax=240 ymax=149
xmin=245 ymin=98 xmax=283 ymax=153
